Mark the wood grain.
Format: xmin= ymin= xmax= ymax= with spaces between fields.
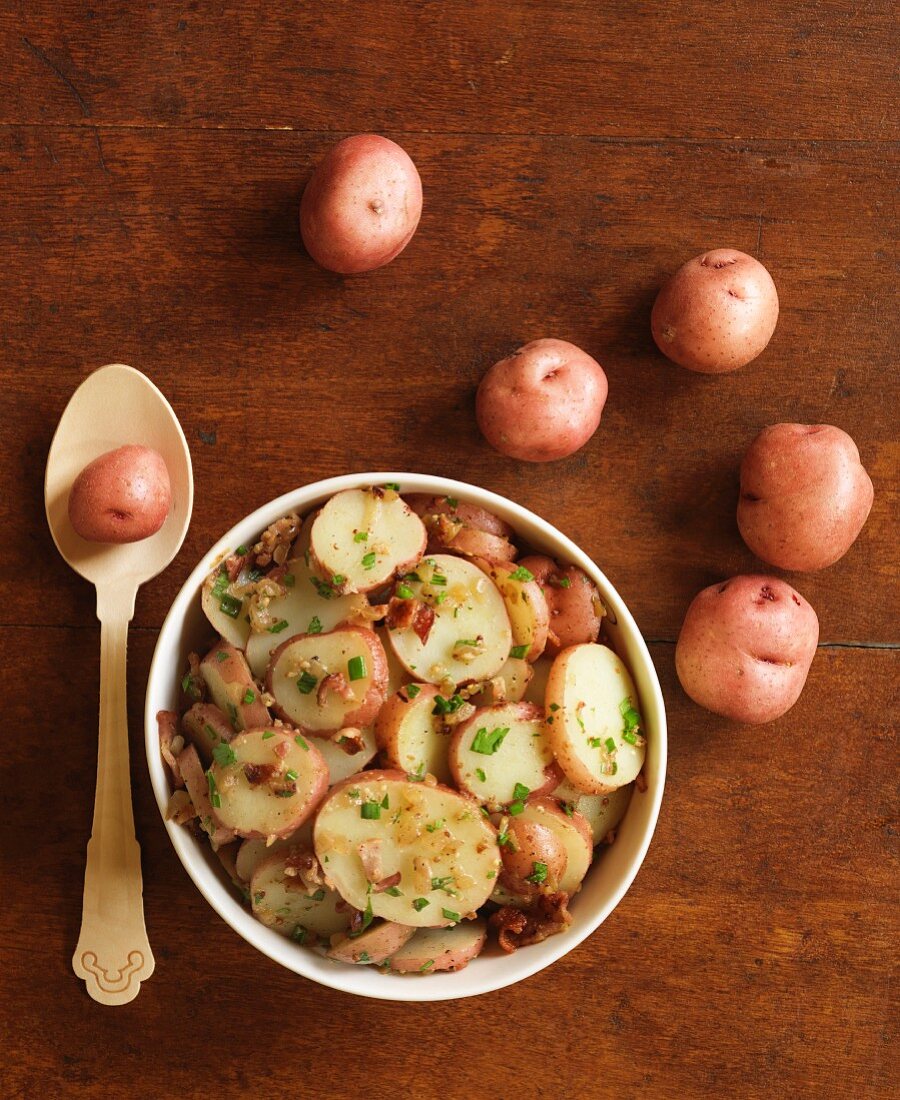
xmin=1 ymin=631 xmax=895 ymax=1098
xmin=1 ymin=1 xmax=896 ymax=1095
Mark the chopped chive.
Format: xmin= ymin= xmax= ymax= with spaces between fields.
xmin=283 ymin=573 xmax=295 ymax=587
xmin=307 ymin=615 xmax=323 ymax=634
xmin=381 ymin=793 xmax=390 ymax=809
xmin=445 ymin=496 xmax=459 ymax=508
xmin=396 ymin=583 xmax=415 ymax=600
xmin=216 ymin=650 xmax=228 ymax=662
xmin=509 ymin=645 xmax=529 ymax=660
xmin=361 ymin=551 xmax=377 ymax=570
xmin=430 ymin=573 xmax=447 ymax=586
xmin=204 ymin=723 xmax=217 ymax=741
xmin=455 ymin=638 xmax=479 ymax=647
xmin=549 ymin=703 xmax=560 ymax=712
xmin=347 ymin=789 xmax=361 ymax=800
xmin=419 ymin=959 xmax=435 ymax=971
xmin=206 ymin=770 xmax=221 ymax=808
xmin=290 ymin=925 xmax=306 ymax=943
xmin=361 ymin=801 xmax=381 ymax=820
xmin=442 ymin=909 xmax=460 ymax=922
xmin=348 ymin=655 xmax=366 ymax=681
xmin=356 ymin=891 xmax=374 ymax=934
xmin=354 ymin=531 xmax=369 ymax=543
xmin=212 ymin=743 xmax=236 ymax=767
xmin=432 ymin=692 xmax=466 ymax=716
xmin=295 ymin=734 xmax=309 ymax=751
xmin=512 ymin=782 xmax=530 ymax=801
xmin=236 ymin=544 xmax=249 ymax=556
xmin=247 ymin=568 xmax=263 ymax=582
xmin=358 ymin=951 xmax=371 ymax=963
xmin=497 ymin=830 xmax=511 ymax=847
xmin=243 ymin=688 xmax=256 ymax=705
xmin=262 ymin=730 xmax=275 ymax=740
xmin=431 ymin=875 xmax=453 ymax=890
xmin=589 ymin=737 xmax=602 ymax=748
xmin=309 ymin=888 xmax=326 ymax=902
xmin=471 ymin=726 xmax=510 ymax=755
xmin=563 ymin=801 xmax=575 ymax=817
xmin=509 ymin=566 xmax=534 ymax=582
xmin=623 ymin=730 xmax=639 ymax=746
xmin=425 ymin=819 xmax=445 ymax=833
xmin=226 ymin=702 xmax=238 ymax=728
xmin=412 ymin=898 xmax=429 ymax=912
xmin=219 ymin=594 xmax=242 ymax=618
xmin=296 ymin=671 xmax=318 ymax=694
xmin=268 ymin=619 xmax=290 ymax=634
xmin=385 ymin=886 xmax=403 ymax=897
xmin=526 ymin=861 xmax=548 ymax=884
xmin=211 ymin=569 xmax=229 ymax=598
xmin=403 ymin=571 xmax=422 ymax=583
xmin=508 ymin=800 xmax=525 ymax=816
xmin=405 ymin=684 xmax=421 ymax=699
xmin=181 ymin=672 xmax=192 ymax=693
xmin=605 ymin=737 xmax=617 ymax=754
xmin=475 ymin=767 xmax=486 ymax=783
xmin=310 ymin=577 xmax=334 ymax=599
xmin=253 ymin=891 xmax=264 ymax=905
xmin=285 ymin=769 xmax=298 ymax=782
xmin=331 ymin=574 xmax=346 ymax=587
xmin=383 ymin=482 xmax=400 ymax=491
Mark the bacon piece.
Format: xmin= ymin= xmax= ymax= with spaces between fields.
xmin=317 ymin=671 xmax=354 ymax=707
xmin=332 ymin=726 xmax=366 ymax=755
xmin=243 ymin=762 xmax=279 ymax=786
xmin=225 ymin=553 xmax=250 ymax=582
xmin=490 ymin=892 xmax=573 ymax=953
xmin=358 ymin=839 xmax=384 ymax=884
xmin=283 ymin=850 xmax=327 ymax=894
xmin=158 ymin=709 xmax=185 ymax=787
xmin=252 ymin=513 xmax=302 ymax=568
xmin=413 ymin=602 xmax=435 ymax=645
xmin=386 ymin=595 xmax=417 ymax=631
xmin=373 ymin=871 xmax=402 ymax=894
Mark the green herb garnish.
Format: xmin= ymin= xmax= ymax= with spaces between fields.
xmin=412 ymin=898 xmax=429 ymax=912
xmin=442 ymin=909 xmax=460 ymax=922
xmin=383 ymin=482 xmax=400 ymax=491
xmin=243 ymin=688 xmax=256 ymax=704
xmin=307 ymin=615 xmax=323 ymax=634
xmin=471 ymin=726 xmax=510 ymax=755
xmin=354 ymin=531 xmax=369 ymax=543
xmin=206 ymin=770 xmax=221 ymax=808
xmin=361 ymin=801 xmax=381 ymax=820
xmin=526 ymin=861 xmax=548 ymax=885
xmin=219 ymin=594 xmax=242 ymax=618
xmin=262 ymin=730 xmax=275 ymax=740
xmin=385 ymin=886 xmax=403 ymax=897
xmin=348 ymin=655 xmax=366 ymax=681
xmin=425 ymin=820 xmax=445 ymax=833
xmin=475 ymin=768 xmax=486 ymax=782
xmin=285 ymin=769 xmax=298 ymax=782
xmin=405 ymin=684 xmax=421 ymax=699
xmin=512 ymin=782 xmax=530 ymax=801
xmin=310 ymin=577 xmax=334 ymax=600
xmin=296 ymin=671 xmax=318 ymax=694
xmin=508 ymin=801 xmax=525 ymax=816
xmin=509 ymin=645 xmax=528 ymax=660
xmin=361 ymin=551 xmax=377 ymax=570
xmin=396 ymin=583 xmax=415 ymax=600
xmin=212 ymin=743 xmax=236 ymax=767
xmin=283 ymin=573 xmax=295 ymax=587
xmin=509 ymin=566 xmax=534 ymax=582
xmin=605 ymin=737 xmax=617 ymax=754
xmin=268 ymin=619 xmax=290 ymax=634
xmin=294 ymin=734 xmax=309 ymax=751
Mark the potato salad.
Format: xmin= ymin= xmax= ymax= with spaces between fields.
xmin=158 ymin=485 xmax=647 ymax=975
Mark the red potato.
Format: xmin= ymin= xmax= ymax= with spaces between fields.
xmin=499 ymin=817 xmax=569 ymax=897
xmin=385 ymin=919 xmax=487 ymax=973
xmin=68 ymin=444 xmax=171 ymax=543
xmin=651 ymin=249 xmax=779 ymax=373
xmin=403 ymin=495 xmax=515 ymax=540
xmin=326 ymin=921 xmax=416 ymax=965
xmin=476 ymin=338 xmax=608 ymax=462
xmin=176 ymin=743 xmax=236 ymax=849
xmin=181 ymin=702 xmax=234 ymax=767
xmin=518 ymin=555 xmax=602 ymax=656
xmin=738 ymin=423 xmax=874 ymax=571
xmin=199 ymin=640 xmax=271 ymax=733
xmin=675 ymin=575 xmax=819 ymax=724
xmin=300 ymin=134 xmax=422 ymax=274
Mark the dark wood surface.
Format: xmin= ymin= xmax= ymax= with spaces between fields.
xmin=1 ymin=4 xmax=896 ymax=1098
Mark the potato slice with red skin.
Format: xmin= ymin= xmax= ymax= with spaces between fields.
xmin=236 ymin=823 xmax=313 ymax=882
xmin=469 ymin=657 xmax=533 ymax=706
xmin=386 ymin=554 xmax=512 ymax=686
xmin=309 ymin=487 xmax=426 ymax=595
xmin=553 ymin=778 xmax=634 ymax=846
xmin=403 ymin=495 xmax=514 ymax=540
xmin=384 ymin=918 xmax=487 ymax=973
xmin=250 ymin=845 xmax=350 ymax=939
xmin=523 ymin=656 xmax=553 ymax=707
xmin=449 ymin=702 xmax=559 ymax=811
xmin=499 ymin=816 xmax=569 ymax=896
xmin=267 ymin=626 xmax=388 ymax=734
xmin=199 ymin=640 xmax=271 ymax=733
xmin=326 ymin=920 xmax=416 ymax=965
xmin=374 ymin=684 xmax=453 ymax=783
xmin=424 ymin=516 xmax=517 ymax=563
xmin=501 ymin=797 xmax=593 ymax=898
xmin=313 ymin=770 xmax=500 ymax=928
xmin=209 ymin=728 xmax=328 ymax=840
xmin=176 ymin=743 xmax=236 ymax=849
xmin=545 ymin=643 xmax=646 ymax=794
xmin=477 ymin=559 xmax=550 ymax=661
xmin=181 ymin=702 xmax=233 ymax=767
xmin=518 ymin=555 xmax=602 ymax=657
xmin=311 ymin=725 xmax=379 ymax=785
xmin=201 ymin=564 xmax=253 ymax=649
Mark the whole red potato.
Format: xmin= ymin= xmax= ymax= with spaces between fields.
xmin=651 ymin=249 xmax=779 ymax=373
xmin=738 ymin=423 xmax=874 ymax=571
xmin=476 ymin=338 xmax=608 ymax=462
xmin=68 ymin=444 xmax=171 ymax=544
xmin=675 ymin=575 xmax=818 ymax=724
xmin=299 ymin=134 xmax=422 ymax=274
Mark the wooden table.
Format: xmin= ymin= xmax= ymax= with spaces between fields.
xmin=2 ymin=4 xmax=896 ymax=1097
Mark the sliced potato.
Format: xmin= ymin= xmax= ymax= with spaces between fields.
xmin=326 ymin=920 xmax=416 ymax=965
xmin=523 ymin=656 xmax=553 ymax=707
xmin=309 ymin=487 xmax=426 ymax=594
xmin=250 ymin=846 xmax=350 ymax=939
xmin=313 ymin=770 xmax=500 ymax=927
xmin=378 ymin=625 xmax=411 ymax=695
xmin=553 ymin=778 xmax=634 ymax=846
xmin=235 ymin=824 xmax=313 ymax=882
xmin=312 ymin=725 xmax=379 ymax=785
xmin=478 ymin=559 xmax=550 ymax=662
xmin=386 ymin=554 xmax=512 ymax=686
xmin=201 ymin=562 xmax=253 ymax=648
xmin=267 ymin=626 xmax=388 ymax=734
xmin=199 ymin=640 xmax=271 ymax=733
xmin=181 ymin=702 xmax=233 ymax=767
xmin=470 ymin=657 xmax=533 ymax=706
xmin=502 ymin=797 xmax=592 ymax=898
xmin=499 ymin=814 xmax=570 ymax=896
xmin=385 ymin=918 xmax=487 ymax=974
xmin=245 ymin=556 xmax=371 ymax=677
xmin=374 ymin=684 xmax=453 ymax=783
xmin=449 ymin=702 xmax=558 ymax=811
xmin=176 ymin=743 xmax=236 ymax=849
xmin=520 ymin=555 xmax=603 ymax=656
xmin=404 ymin=494 xmax=514 ymax=540
xmin=545 ymin=643 xmax=646 ymax=794
xmin=209 ymin=728 xmax=328 ymax=839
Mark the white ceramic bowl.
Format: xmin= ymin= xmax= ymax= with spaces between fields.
xmin=145 ymin=472 xmax=667 ymax=1002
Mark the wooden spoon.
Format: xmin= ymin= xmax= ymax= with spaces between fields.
xmin=45 ymin=364 xmax=193 ymax=1005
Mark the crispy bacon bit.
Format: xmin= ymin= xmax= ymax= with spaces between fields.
xmin=283 ymin=850 xmax=326 ymax=894
xmin=317 ymin=671 xmax=353 ymax=707
xmin=252 ymin=512 xmax=302 ymax=568
xmin=332 ymin=727 xmax=366 ymax=755
xmin=347 ymin=602 xmax=389 ymax=626
xmin=273 ymin=739 xmax=289 ymax=759
xmin=413 ymin=602 xmax=435 ymax=645
xmin=158 ymin=709 xmax=185 ymax=787
xmin=490 ymin=892 xmax=573 ymax=953
xmin=386 ymin=595 xmax=417 ymax=631
xmin=225 ymin=552 xmax=250 ymax=582
xmin=635 ymin=769 xmax=648 ymax=793
xmin=373 ymin=871 xmax=402 ymax=894
xmin=358 ymin=839 xmax=384 ymax=884
xmin=348 ymin=906 xmax=367 ymax=934
xmin=243 ymin=762 xmax=278 ymax=786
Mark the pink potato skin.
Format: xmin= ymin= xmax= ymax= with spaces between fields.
xmin=299 ymin=134 xmax=423 ymax=274
xmin=476 ymin=338 xmax=608 ymax=462
xmin=68 ymin=444 xmax=171 ymax=544
xmin=651 ymin=249 xmax=779 ymax=373
xmin=675 ymin=575 xmax=819 ymax=725
xmin=738 ymin=423 xmax=874 ymax=571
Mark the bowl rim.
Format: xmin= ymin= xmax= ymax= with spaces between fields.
xmin=145 ymin=471 xmax=667 ymax=1002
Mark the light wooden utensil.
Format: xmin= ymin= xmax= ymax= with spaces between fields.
xmin=45 ymin=364 xmax=193 ymax=1005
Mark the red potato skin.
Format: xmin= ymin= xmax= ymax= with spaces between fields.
xmin=299 ymin=134 xmax=423 ymax=275
xmin=675 ymin=575 xmax=819 ymax=724
xmin=68 ymin=444 xmax=171 ymax=543
xmin=651 ymin=249 xmax=779 ymax=373
xmin=403 ymin=495 xmax=515 ymax=539
xmin=518 ymin=555 xmax=602 ymax=656
xmin=476 ymin=338 xmax=609 ymax=462
xmin=499 ymin=819 xmax=568 ymax=896
xmin=373 ymin=684 xmax=441 ymax=764
xmin=738 ymin=423 xmax=874 ymax=571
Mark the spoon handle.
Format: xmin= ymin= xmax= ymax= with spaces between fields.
xmin=72 ymin=610 xmax=155 ymax=1004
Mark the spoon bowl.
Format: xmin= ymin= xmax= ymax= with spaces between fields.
xmin=45 ymin=363 xmax=193 ymax=1005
